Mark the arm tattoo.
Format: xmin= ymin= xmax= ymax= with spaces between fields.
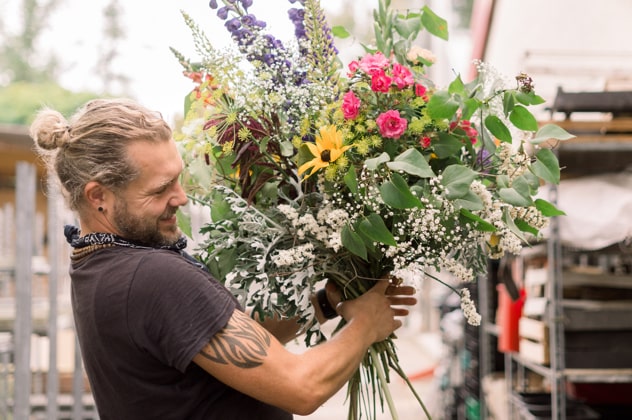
xmin=200 ymin=310 xmax=272 ymax=368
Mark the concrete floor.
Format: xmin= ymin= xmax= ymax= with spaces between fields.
xmin=288 ymin=320 xmax=444 ymax=420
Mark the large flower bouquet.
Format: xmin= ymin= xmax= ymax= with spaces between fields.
xmin=173 ymin=1 xmax=572 ymax=418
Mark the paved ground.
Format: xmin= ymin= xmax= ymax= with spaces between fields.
xmin=288 ymin=315 xmax=444 ymax=420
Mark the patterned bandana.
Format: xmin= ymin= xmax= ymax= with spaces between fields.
xmin=64 ymin=224 xmax=188 ymax=251
xmin=64 ymin=224 xmax=208 ymax=272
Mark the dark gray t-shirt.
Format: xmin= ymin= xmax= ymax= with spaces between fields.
xmin=70 ymin=246 xmax=292 ymax=420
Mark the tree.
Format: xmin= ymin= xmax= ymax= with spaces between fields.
xmin=0 ymin=0 xmax=63 ymax=84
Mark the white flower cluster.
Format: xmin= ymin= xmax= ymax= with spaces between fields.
xmin=460 ymin=288 xmax=482 ymax=326
xmin=272 ymin=243 xmax=315 ymax=268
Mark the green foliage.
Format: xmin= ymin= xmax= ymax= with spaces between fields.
xmin=0 ymin=82 xmax=100 ymax=125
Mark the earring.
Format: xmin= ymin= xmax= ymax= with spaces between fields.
xmin=98 ymin=206 xmax=104 ymax=212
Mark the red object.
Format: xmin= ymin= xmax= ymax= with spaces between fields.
xmin=497 ymin=284 xmax=526 ymax=353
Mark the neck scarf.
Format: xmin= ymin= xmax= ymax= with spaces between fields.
xmin=63 ymin=225 xmax=208 ymax=272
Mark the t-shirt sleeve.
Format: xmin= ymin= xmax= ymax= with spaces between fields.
xmin=126 ymin=250 xmax=239 ymax=372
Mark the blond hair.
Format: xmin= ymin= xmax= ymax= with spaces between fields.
xmin=30 ymin=98 xmax=172 ymax=211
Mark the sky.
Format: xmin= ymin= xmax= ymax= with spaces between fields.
xmin=37 ymin=0 xmax=351 ymax=124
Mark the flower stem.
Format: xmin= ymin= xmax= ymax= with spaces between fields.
xmin=369 ymin=346 xmax=398 ymax=420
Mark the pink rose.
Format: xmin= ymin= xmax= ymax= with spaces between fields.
xmin=415 ymin=83 xmax=427 ymax=98
xmin=420 ymin=136 xmax=432 ymax=148
xmin=371 ymin=69 xmax=392 ymax=92
xmin=392 ymin=63 xmax=414 ymax=89
xmin=348 ymin=60 xmax=359 ymax=77
xmin=376 ymin=110 xmax=408 ymax=139
xmin=358 ymin=52 xmax=390 ymax=75
xmin=342 ymin=91 xmax=361 ymax=120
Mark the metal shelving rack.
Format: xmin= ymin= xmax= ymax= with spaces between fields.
xmin=480 ymin=115 xmax=632 ymax=419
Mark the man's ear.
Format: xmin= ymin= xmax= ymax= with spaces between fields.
xmin=84 ymin=181 xmax=109 ymax=211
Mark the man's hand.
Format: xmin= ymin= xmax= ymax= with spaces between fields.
xmin=335 ymin=280 xmax=417 ymax=343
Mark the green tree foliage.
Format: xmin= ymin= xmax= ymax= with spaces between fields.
xmin=0 ymin=0 xmax=63 ymax=84
xmin=0 ymin=82 xmax=99 ymax=125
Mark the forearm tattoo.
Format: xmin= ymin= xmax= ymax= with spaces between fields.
xmin=200 ymin=310 xmax=272 ymax=368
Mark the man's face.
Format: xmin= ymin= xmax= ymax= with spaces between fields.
xmin=111 ymin=138 xmax=188 ymax=247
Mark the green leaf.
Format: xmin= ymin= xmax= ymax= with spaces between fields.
xmin=454 ymin=190 xmax=484 ymax=211
xmin=534 ymin=198 xmax=566 ymax=216
xmin=210 ymin=191 xmax=233 ymax=222
xmin=531 ymin=124 xmax=576 ymax=144
xmin=461 ymin=97 xmax=481 ymax=121
xmin=440 ymin=164 xmax=476 ymax=199
xmin=484 ymin=115 xmax=512 ymax=143
xmin=502 ymin=91 xmax=516 ymax=116
xmin=207 ymin=248 xmax=237 ymax=282
xmin=460 ymin=208 xmax=496 ymax=232
xmin=386 ymin=148 xmax=435 ymax=178
xmin=176 ymin=209 xmax=192 ymax=239
xmin=515 ymin=91 xmax=545 ymax=106
xmin=531 ymin=148 xmax=561 ymax=184
xmin=421 ymin=5 xmax=449 ymax=40
xmin=358 ymin=213 xmax=397 ymax=247
xmin=344 ymin=165 xmax=358 ymax=194
xmin=515 ymin=219 xmax=539 ymax=236
xmin=434 ymin=132 xmax=464 ymax=158
xmin=393 ymin=13 xmax=421 ymax=39
xmin=498 ymin=176 xmax=534 ymax=207
xmin=448 ymin=75 xmax=465 ymax=96
xmin=427 ymin=90 xmax=460 ymax=120
xmin=380 ymin=172 xmax=423 ymax=209
xmin=509 ymin=105 xmax=539 ymax=131
xmin=342 ymin=225 xmax=368 ymax=261
xmin=365 ymin=152 xmax=391 ymax=170
xmin=332 ymin=25 xmax=351 ymax=38
xmin=504 ymin=208 xmax=530 ymax=243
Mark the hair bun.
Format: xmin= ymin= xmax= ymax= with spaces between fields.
xmin=30 ymin=108 xmax=72 ymax=151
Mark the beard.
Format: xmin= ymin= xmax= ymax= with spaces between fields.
xmin=111 ymin=200 xmax=181 ymax=247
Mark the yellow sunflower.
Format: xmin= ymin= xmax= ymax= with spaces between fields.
xmin=298 ymin=125 xmax=351 ymax=178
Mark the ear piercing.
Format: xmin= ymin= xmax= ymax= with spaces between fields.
xmin=98 ymin=206 xmax=104 ymax=212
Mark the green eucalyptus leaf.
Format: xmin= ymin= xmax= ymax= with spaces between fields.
xmin=534 ymin=198 xmax=566 ymax=217
xmin=509 ymin=105 xmax=539 ymax=131
xmin=515 ymin=219 xmax=539 ymax=236
xmin=427 ymin=90 xmax=460 ymax=120
xmin=421 ymin=5 xmax=449 ymax=40
xmin=344 ymin=165 xmax=358 ymax=194
xmin=498 ymin=176 xmax=534 ymax=207
xmin=531 ymin=148 xmax=561 ymax=184
xmin=342 ymin=225 xmax=368 ymax=261
xmin=365 ymin=152 xmax=391 ymax=170
xmin=176 ymin=209 xmax=192 ymax=239
xmin=358 ymin=213 xmax=397 ymax=247
xmin=454 ymin=190 xmax=484 ymax=211
xmin=460 ymin=208 xmax=496 ymax=232
xmin=503 ymin=91 xmax=515 ymax=116
xmin=504 ymin=208 xmax=530 ymax=243
xmin=332 ymin=25 xmax=351 ymax=38
xmin=440 ymin=164 xmax=476 ymax=199
xmin=386 ymin=148 xmax=434 ymax=178
xmin=484 ymin=115 xmax=512 ymax=143
xmin=434 ymin=132 xmax=464 ymax=158
xmin=393 ymin=13 xmax=421 ymax=39
xmin=461 ymin=97 xmax=481 ymax=121
xmin=531 ymin=124 xmax=576 ymax=144
xmin=380 ymin=172 xmax=423 ymax=208
xmin=448 ymin=75 xmax=466 ymax=96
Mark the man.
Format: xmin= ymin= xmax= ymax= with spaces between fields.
xmin=30 ymin=98 xmax=417 ymax=419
